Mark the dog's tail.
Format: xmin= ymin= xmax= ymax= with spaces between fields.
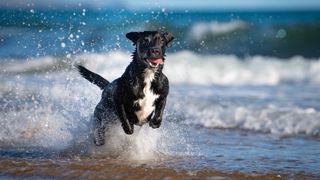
xmin=77 ymin=65 xmax=109 ymax=90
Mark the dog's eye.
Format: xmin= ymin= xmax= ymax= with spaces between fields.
xmin=142 ymin=38 xmax=149 ymax=44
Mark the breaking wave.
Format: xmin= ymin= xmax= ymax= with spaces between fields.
xmin=173 ymin=101 xmax=320 ymax=136
xmin=2 ymin=50 xmax=319 ymax=85
xmin=189 ymin=20 xmax=248 ymax=40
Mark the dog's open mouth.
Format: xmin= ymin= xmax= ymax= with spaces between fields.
xmin=146 ymin=58 xmax=164 ymax=68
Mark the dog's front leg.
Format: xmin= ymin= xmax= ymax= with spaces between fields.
xmin=150 ymin=97 xmax=166 ymax=128
xmin=115 ymin=104 xmax=134 ymax=134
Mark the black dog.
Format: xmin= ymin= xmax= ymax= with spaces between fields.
xmin=77 ymin=31 xmax=174 ymax=146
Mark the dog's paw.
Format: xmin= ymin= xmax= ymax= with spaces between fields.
xmin=149 ymin=118 xmax=162 ymax=129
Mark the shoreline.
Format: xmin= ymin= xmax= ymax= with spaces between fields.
xmin=0 ymin=157 xmax=318 ymax=179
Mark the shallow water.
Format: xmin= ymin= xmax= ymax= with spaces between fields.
xmin=0 ymin=128 xmax=319 ymax=179
xmin=1 ymin=52 xmax=320 ymax=179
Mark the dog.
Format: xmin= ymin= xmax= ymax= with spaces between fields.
xmin=77 ymin=31 xmax=174 ymax=146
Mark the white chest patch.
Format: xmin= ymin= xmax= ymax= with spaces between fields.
xmin=134 ymin=69 xmax=159 ymax=125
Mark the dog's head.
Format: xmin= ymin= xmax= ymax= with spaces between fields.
xmin=126 ymin=31 xmax=174 ymax=68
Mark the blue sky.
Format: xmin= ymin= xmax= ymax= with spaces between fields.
xmin=1 ymin=0 xmax=320 ymax=10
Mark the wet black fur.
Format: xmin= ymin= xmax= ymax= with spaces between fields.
xmin=77 ymin=31 xmax=174 ymax=146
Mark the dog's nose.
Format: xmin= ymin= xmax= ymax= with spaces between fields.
xmin=149 ymin=48 xmax=160 ymax=55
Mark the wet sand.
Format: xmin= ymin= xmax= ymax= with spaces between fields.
xmin=0 ymin=157 xmax=317 ymax=179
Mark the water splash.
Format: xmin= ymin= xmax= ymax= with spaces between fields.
xmin=0 ymin=60 xmax=196 ymax=159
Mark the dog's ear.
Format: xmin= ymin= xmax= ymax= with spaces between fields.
xmin=126 ymin=32 xmax=141 ymax=45
xmin=163 ymin=32 xmax=174 ymax=47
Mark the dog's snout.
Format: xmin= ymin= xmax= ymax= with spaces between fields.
xmin=149 ymin=48 xmax=161 ymax=56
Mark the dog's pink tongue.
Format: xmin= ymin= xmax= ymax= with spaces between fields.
xmin=148 ymin=58 xmax=164 ymax=64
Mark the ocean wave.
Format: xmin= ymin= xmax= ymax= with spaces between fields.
xmin=0 ymin=56 xmax=58 ymax=74
xmin=166 ymin=83 xmax=320 ymax=137
xmin=1 ymin=51 xmax=320 ymax=85
xmin=189 ymin=20 xmax=248 ymax=40
xmin=166 ymin=51 xmax=320 ymax=85
xmin=174 ymin=103 xmax=320 ymax=136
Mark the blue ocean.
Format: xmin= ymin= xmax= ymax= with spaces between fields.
xmin=0 ymin=8 xmax=320 ymax=179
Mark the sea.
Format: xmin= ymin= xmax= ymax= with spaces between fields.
xmin=0 ymin=8 xmax=320 ymax=179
